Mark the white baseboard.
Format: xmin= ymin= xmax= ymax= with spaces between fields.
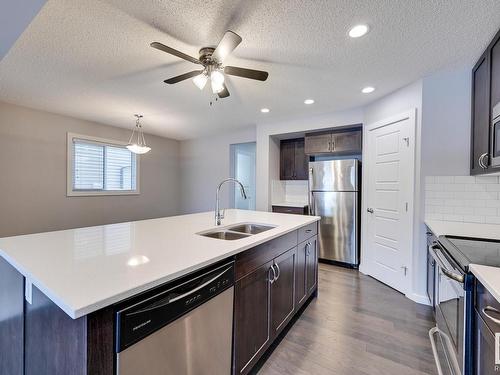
xmin=407 ymin=292 xmax=431 ymax=306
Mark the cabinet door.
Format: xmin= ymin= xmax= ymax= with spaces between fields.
xmin=304 ymin=133 xmax=332 ymax=154
xmin=474 ymin=312 xmax=497 ymax=375
xmin=293 ymin=139 xmax=309 ymax=180
xmin=489 ymin=34 xmax=500 ymax=173
xmin=233 ymin=261 xmax=273 ymax=375
xmin=331 ymin=130 xmax=362 ymax=154
xmin=306 ymin=236 xmax=318 ymax=295
xmin=280 ymin=140 xmax=296 ymax=180
xmin=271 ymin=248 xmax=296 ymax=336
xmin=295 ymin=241 xmax=308 ymax=308
xmin=471 ymin=52 xmax=490 ymax=174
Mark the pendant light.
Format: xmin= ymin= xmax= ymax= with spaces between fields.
xmin=127 ymin=114 xmax=151 ymax=154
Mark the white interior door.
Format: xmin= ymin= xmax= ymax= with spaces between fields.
xmin=230 ymin=142 xmax=256 ymax=210
xmin=362 ymin=110 xmax=416 ymax=295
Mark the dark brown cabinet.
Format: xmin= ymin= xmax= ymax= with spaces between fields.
xmin=270 ymin=248 xmax=296 ymax=335
xmin=280 ymin=138 xmax=308 ymax=180
xmin=296 ymin=236 xmax=318 ymax=308
xmin=233 ymin=224 xmax=318 ymax=375
xmin=304 ymin=128 xmax=362 ymax=155
xmin=233 ymin=261 xmax=273 ymax=375
xmin=272 ymin=205 xmax=308 ymax=215
xmin=470 ymin=28 xmax=500 ymax=175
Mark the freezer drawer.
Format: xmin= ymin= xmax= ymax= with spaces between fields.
xmin=311 ymin=191 xmax=358 ymax=264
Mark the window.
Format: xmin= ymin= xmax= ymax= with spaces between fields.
xmin=67 ymin=133 xmax=139 ymax=196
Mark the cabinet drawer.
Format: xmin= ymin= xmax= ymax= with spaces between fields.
xmin=272 ymin=205 xmax=308 ymax=215
xmin=235 ymin=231 xmax=297 ymax=281
xmin=297 ymin=222 xmax=317 ymax=243
xmin=476 ymin=280 xmax=500 ymax=335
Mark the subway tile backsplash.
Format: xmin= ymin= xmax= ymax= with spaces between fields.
xmin=425 ymin=176 xmax=500 ymax=224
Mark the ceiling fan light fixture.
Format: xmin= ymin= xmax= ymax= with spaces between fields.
xmin=210 ymin=70 xmax=225 ymax=93
xmin=192 ymin=73 xmax=208 ymax=90
xmin=127 ymin=114 xmax=151 ymax=155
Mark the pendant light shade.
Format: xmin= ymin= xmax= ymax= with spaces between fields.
xmin=193 ymin=73 xmax=208 ymax=90
xmin=127 ymin=114 xmax=151 ymax=154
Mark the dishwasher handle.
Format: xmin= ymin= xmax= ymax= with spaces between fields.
xmin=127 ymin=265 xmax=233 ymax=316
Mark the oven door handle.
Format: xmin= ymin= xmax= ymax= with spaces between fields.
xmin=430 ymin=246 xmax=464 ymax=284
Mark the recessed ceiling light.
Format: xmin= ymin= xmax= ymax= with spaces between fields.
xmin=261 ymin=108 xmax=270 ymax=113
xmin=348 ymin=24 xmax=369 ymax=38
xmin=304 ymin=99 xmax=315 ymax=105
xmin=361 ymin=86 xmax=375 ymax=94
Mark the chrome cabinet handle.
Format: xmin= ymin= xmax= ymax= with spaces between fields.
xmin=367 ymin=208 xmax=374 ymax=213
xmin=269 ymin=265 xmax=276 ymax=284
xmin=305 ymin=242 xmax=311 ymax=256
xmin=479 ymin=153 xmax=489 ymax=169
xmin=331 ymin=140 xmax=335 ymax=151
xmin=274 ymin=263 xmax=281 ymax=281
xmin=483 ymin=306 xmax=500 ymax=325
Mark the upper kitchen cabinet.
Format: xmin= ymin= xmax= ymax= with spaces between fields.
xmin=280 ymin=138 xmax=308 ymax=180
xmin=304 ymin=127 xmax=362 ymax=155
xmin=470 ymin=28 xmax=500 ymax=175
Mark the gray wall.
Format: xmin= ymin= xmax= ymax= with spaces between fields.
xmin=179 ymin=126 xmax=256 ymax=214
xmin=0 ymin=101 xmax=180 ymax=237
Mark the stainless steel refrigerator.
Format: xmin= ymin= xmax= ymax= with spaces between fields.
xmin=308 ymin=159 xmax=360 ymax=266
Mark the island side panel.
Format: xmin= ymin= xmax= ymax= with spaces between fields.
xmin=87 ymin=307 xmax=114 ymax=375
xmin=0 ymin=257 xmax=24 ymax=375
xmin=25 ymin=285 xmax=87 ymax=375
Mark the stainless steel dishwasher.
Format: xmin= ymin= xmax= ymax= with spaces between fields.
xmin=115 ymin=261 xmax=235 ymax=375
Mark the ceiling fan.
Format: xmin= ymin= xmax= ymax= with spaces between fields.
xmin=150 ymin=30 xmax=269 ymax=98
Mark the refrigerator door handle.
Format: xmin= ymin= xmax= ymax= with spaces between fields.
xmin=308 ymin=167 xmax=314 ymax=215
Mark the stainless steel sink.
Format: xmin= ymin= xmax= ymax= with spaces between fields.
xmin=227 ymin=223 xmax=275 ymax=235
xmin=199 ymin=230 xmax=251 ymax=240
xmin=198 ymin=223 xmax=275 ymax=240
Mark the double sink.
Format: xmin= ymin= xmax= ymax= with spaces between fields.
xmin=199 ymin=223 xmax=275 ymax=240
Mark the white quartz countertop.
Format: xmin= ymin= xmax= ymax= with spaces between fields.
xmin=0 ymin=209 xmax=319 ymax=319
xmin=272 ymin=202 xmax=309 ymax=208
xmin=470 ymin=264 xmax=500 ymax=302
xmin=425 ymin=220 xmax=500 ymax=240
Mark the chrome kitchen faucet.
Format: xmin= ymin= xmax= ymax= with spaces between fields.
xmin=215 ymin=178 xmax=248 ymax=225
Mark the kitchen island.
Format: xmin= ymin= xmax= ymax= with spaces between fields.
xmin=0 ymin=209 xmax=320 ymax=375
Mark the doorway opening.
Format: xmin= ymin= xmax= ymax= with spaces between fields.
xmin=230 ymin=142 xmax=256 ymax=210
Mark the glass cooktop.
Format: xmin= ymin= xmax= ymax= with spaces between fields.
xmin=440 ymin=235 xmax=500 ymax=270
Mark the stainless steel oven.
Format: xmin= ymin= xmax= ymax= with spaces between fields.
xmin=491 ymin=102 xmax=500 ymax=167
xmin=429 ymin=243 xmax=471 ymax=375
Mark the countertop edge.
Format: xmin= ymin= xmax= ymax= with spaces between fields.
xmin=0 ymin=215 xmax=320 ymax=319
xmin=470 ymin=264 xmax=500 ymax=303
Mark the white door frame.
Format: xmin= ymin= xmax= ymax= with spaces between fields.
xmin=359 ymin=109 xmax=417 ymax=297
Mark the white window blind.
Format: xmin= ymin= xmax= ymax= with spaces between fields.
xmin=69 ymin=134 xmax=138 ymax=195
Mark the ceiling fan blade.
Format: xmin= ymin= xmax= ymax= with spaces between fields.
xmin=224 ymin=66 xmax=269 ymax=81
xmin=212 ymin=31 xmax=242 ymax=63
xmin=164 ymin=70 xmax=204 ymax=84
xmin=151 ymin=42 xmax=202 ymax=65
xmin=218 ymin=84 xmax=230 ymax=98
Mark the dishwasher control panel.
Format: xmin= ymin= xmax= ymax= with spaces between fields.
xmin=115 ymin=260 xmax=235 ymax=352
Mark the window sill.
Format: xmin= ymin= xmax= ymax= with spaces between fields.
xmin=67 ymin=190 xmax=140 ymax=197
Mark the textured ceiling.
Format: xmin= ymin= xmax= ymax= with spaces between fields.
xmin=1 ymin=0 xmax=500 ymax=140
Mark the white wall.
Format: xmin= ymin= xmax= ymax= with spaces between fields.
xmin=255 ymin=109 xmax=364 ymax=210
xmin=421 ymin=67 xmax=471 ymax=176
xmin=0 ymin=101 xmax=180 ymax=237
xmin=362 ymin=80 xmax=425 ymax=303
xmin=179 ymin=126 xmax=256 ymax=214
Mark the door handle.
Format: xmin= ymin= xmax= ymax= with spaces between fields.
xmin=367 ymin=208 xmax=374 ymax=213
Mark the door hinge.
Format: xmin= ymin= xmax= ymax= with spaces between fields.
xmin=405 ymin=202 xmax=408 ymax=212
xmin=401 ymin=266 xmax=408 ymax=276
xmin=403 ymin=137 xmax=409 ymax=147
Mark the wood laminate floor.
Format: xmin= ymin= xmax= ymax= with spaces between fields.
xmin=258 ymin=263 xmax=437 ymax=375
